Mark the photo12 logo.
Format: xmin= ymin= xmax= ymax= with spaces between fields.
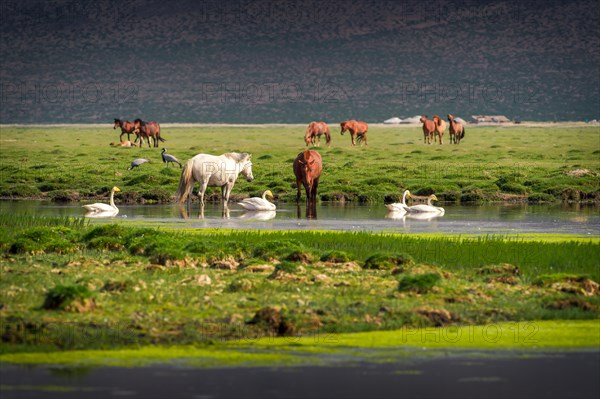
xmin=0 ymin=81 xmax=139 ymax=106
xmin=399 ymin=82 xmax=538 ymax=105
xmin=198 ymin=81 xmax=347 ymax=104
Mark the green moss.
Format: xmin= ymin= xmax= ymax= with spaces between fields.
xmin=43 ymin=284 xmax=93 ymax=310
xmin=320 ymin=250 xmax=351 ymax=263
xmin=363 ymin=253 xmax=413 ymax=270
xmin=398 ymin=273 xmax=442 ymax=293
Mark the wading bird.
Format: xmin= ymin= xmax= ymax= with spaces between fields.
xmin=238 ymin=190 xmax=276 ymax=211
xmin=82 ymin=186 xmax=120 ymax=214
xmin=128 ymin=158 xmax=149 ymax=170
xmin=161 ymin=148 xmax=182 ymax=168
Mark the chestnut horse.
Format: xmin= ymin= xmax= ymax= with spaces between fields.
xmin=432 ymin=115 xmax=446 ymax=144
xmin=420 ymin=116 xmax=436 ymax=144
xmin=293 ymin=150 xmax=322 ymax=204
xmin=113 ymin=119 xmax=138 ymax=142
xmin=340 ymin=120 xmax=368 ymax=146
xmin=133 ymin=119 xmax=165 ymax=148
xmin=447 ymin=114 xmax=465 ymax=144
xmin=305 ymin=121 xmax=331 ymax=147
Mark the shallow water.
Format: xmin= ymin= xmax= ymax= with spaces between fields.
xmin=1 ymin=200 xmax=599 ymax=236
xmin=1 ymin=351 xmax=598 ymax=399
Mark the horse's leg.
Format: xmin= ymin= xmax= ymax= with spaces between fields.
xmin=304 ymin=182 xmax=312 ymax=204
xmin=222 ymin=183 xmax=233 ymax=210
xmin=364 ymin=133 xmax=368 ymax=146
xmin=198 ymin=179 xmax=209 ymax=209
xmin=296 ymin=178 xmax=302 ymax=203
xmin=351 ymin=133 xmax=356 ymax=146
xmin=311 ymin=178 xmax=319 ymax=203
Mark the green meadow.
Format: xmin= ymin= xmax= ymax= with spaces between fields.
xmin=0 ymin=123 xmax=598 ymax=203
xmin=0 ymin=123 xmax=599 ymax=365
xmin=0 ymin=215 xmax=598 ymax=359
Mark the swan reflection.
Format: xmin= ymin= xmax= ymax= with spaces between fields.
xmin=239 ymin=210 xmax=276 ymax=220
xmin=84 ymin=210 xmax=119 ymax=218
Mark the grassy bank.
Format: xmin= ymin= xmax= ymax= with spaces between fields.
xmin=1 ymin=216 xmax=598 ymax=353
xmin=0 ymin=124 xmax=598 ymax=204
xmin=1 ymin=320 xmax=598 ymax=368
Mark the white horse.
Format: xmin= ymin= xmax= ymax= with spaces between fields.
xmin=176 ymin=152 xmax=254 ymax=212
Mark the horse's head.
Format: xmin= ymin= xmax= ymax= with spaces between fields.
xmin=241 ymin=156 xmax=254 ymax=182
xmin=113 ymin=119 xmax=121 ymax=129
xmin=298 ymin=150 xmax=321 ymax=185
xmin=447 ymin=114 xmax=454 ymax=121
xmin=420 ymin=116 xmax=428 ymax=123
xmin=340 ymin=121 xmax=348 ymax=134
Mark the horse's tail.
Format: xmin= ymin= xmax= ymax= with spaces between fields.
xmin=176 ymin=159 xmax=195 ymax=203
xmin=158 ymin=135 xmax=166 ymax=142
xmin=460 ymin=127 xmax=465 ymax=139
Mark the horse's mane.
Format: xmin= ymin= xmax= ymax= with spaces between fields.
xmin=134 ymin=118 xmax=146 ymax=126
xmin=223 ymin=152 xmax=251 ymax=163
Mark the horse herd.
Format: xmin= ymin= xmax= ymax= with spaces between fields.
xmin=111 ymin=116 xmax=463 ymax=217
xmin=419 ymin=114 xmax=465 ymax=145
xmin=305 ymin=116 xmax=464 ymax=148
xmin=305 ymin=120 xmax=369 ymax=147
xmin=113 ymin=118 xmax=165 ymax=148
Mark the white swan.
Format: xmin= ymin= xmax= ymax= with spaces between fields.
xmin=406 ymin=194 xmax=445 ymax=214
xmin=385 ymin=189 xmax=411 ymax=213
xmin=238 ymin=190 xmax=276 ymax=211
xmin=82 ymin=186 xmax=120 ymax=214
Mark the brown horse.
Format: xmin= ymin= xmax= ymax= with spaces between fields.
xmin=113 ymin=119 xmax=138 ymax=142
xmin=420 ymin=116 xmax=436 ymax=144
xmin=432 ymin=115 xmax=446 ymax=144
xmin=340 ymin=120 xmax=368 ymax=146
xmin=447 ymin=114 xmax=465 ymax=144
xmin=133 ymin=119 xmax=165 ymax=148
xmin=305 ymin=121 xmax=331 ymax=147
xmin=293 ymin=150 xmax=322 ymax=204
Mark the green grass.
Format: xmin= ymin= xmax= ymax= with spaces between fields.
xmin=1 ymin=320 xmax=598 ymax=368
xmin=0 ymin=216 xmax=598 ymax=354
xmin=0 ymin=124 xmax=598 ymax=203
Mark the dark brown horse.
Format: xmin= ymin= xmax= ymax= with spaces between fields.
xmin=340 ymin=120 xmax=368 ymax=146
xmin=432 ymin=115 xmax=446 ymax=144
xmin=305 ymin=121 xmax=331 ymax=147
xmin=420 ymin=116 xmax=436 ymax=144
xmin=133 ymin=119 xmax=165 ymax=148
xmin=447 ymin=114 xmax=465 ymax=144
xmin=113 ymin=119 xmax=138 ymax=142
xmin=293 ymin=149 xmax=323 ymax=205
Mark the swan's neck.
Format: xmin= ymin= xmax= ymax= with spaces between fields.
xmin=109 ymin=190 xmax=116 ymax=209
xmin=427 ymin=197 xmax=433 ymax=206
xmin=402 ymin=191 xmax=409 ymax=205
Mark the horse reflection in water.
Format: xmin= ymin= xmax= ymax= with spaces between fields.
xmin=297 ymin=202 xmax=318 ymax=220
xmin=176 ymin=152 xmax=253 ymax=219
